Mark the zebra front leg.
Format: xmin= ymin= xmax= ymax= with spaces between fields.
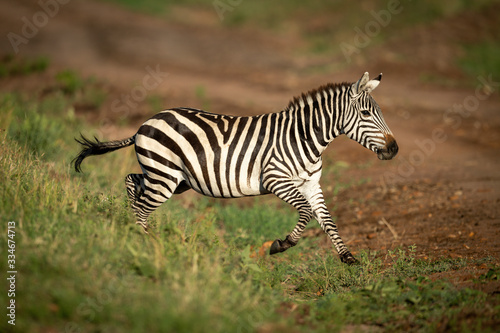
xmin=306 ymin=185 xmax=358 ymax=265
xmin=269 ymin=205 xmax=313 ymax=254
xmin=266 ymin=181 xmax=314 ymax=255
xmin=270 ymin=235 xmax=296 ymax=254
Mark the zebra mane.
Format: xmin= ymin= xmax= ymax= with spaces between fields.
xmin=285 ymin=82 xmax=351 ymax=111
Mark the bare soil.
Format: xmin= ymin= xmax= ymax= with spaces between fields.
xmin=1 ymin=0 xmax=499 ymax=293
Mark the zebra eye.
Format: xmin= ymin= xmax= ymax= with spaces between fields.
xmin=361 ymin=110 xmax=371 ymax=117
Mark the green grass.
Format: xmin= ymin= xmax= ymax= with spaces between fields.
xmin=459 ymin=40 xmax=500 ymax=80
xmin=0 ymin=54 xmax=49 ymax=78
xmin=55 ymin=69 xmax=107 ymax=109
xmin=103 ymin=0 xmax=497 ymax=57
xmin=1 ymin=88 xmax=499 ymax=332
xmin=103 ymin=0 xmax=492 ymax=27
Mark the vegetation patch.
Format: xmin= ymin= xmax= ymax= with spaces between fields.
xmin=0 ymin=54 xmax=48 ymax=78
xmin=459 ymin=41 xmax=500 ymax=80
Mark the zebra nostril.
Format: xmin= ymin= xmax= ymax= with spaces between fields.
xmin=388 ymin=139 xmax=398 ymax=155
xmin=378 ymin=134 xmax=398 ymax=160
xmin=375 ymin=135 xmax=398 ymax=160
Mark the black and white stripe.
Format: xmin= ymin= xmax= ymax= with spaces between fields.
xmin=73 ymin=72 xmax=398 ymax=264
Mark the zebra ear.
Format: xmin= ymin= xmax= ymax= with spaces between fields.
xmin=363 ymin=73 xmax=382 ymax=93
xmin=351 ymin=72 xmax=370 ymax=95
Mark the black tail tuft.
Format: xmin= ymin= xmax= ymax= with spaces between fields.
xmin=72 ymin=135 xmax=100 ymax=173
xmin=72 ymin=134 xmax=135 ymax=173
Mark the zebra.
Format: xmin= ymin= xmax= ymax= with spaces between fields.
xmin=73 ymin=72 xmax=398 ymax=264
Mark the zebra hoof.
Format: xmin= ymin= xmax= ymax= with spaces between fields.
xmin=269 ymin=239 xmax=292 ymax=255
xmin=269 ymin=236 xmax=296 ymax=255
xmin=340 ymin=252 xmax=359 ymax=265
xmin=270 ymin=239 xmax=286 ymax=255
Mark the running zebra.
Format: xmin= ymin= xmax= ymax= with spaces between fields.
xmin=73 ymin=72 xmax=398 ymax=264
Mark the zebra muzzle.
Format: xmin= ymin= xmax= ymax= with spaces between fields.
xmin=377 ymin=135 xmax=398 ymax=160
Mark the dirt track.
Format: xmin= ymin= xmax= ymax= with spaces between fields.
xmin=1 ymin=0 xmax=499 ymax=285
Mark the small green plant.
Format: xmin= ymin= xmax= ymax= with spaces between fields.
xmin=477 ymin=267 xmax=500 ymax=283
xmin=0 ymin=54 xmax=49 ymax=77
xmin=459 ymin=41 xmax=500 ymax=80
xmin=56 ymin=69 xmax=84 ymax=95
xmin=54 ymin=70 xmax=107 ymax=109
xmin=147 ymin=94 xmax=164 ymax=112
xmin=387 ymin=244 xmax=417 ymax=276
xmin=195 ymin=85 xmax=210 ymax=111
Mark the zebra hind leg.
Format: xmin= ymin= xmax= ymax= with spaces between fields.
xmin=125 ymin=174 xmax=172 ymax=234
xmin=125 ymin=174 xmax=149 ymax=232
xmin=125 ymin=174 xmax=145 ymax=205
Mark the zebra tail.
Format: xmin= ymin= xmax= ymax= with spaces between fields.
xmin=72 ymin=134 xmax=135 ymax=173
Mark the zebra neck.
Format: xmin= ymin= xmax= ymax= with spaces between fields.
xmin=282 ymin=85 xmax=345 ymax=159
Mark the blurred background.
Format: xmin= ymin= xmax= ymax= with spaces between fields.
xmin=1 ymin=0 xmax=498 ymax=122
xmin=1 ymin=1 xmax=500 ymax=331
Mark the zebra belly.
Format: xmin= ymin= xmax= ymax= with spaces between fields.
xmin=178 ymin=143 xmax=269 ymax=198
xmin=187 ymin=176 xmax=269 ymax=198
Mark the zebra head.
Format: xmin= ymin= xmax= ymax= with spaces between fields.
xmin=343 ymin=72 xmax=398 ymax=160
